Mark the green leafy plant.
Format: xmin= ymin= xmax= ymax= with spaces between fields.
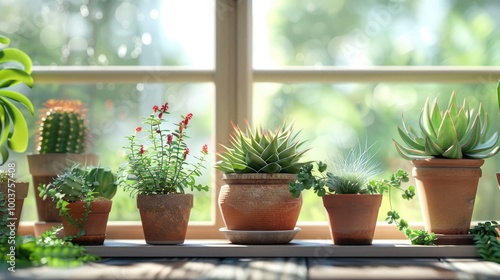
xmin=470 ymin=221 xmax=500 ymax=263
xmin=120 ymin=102 xmax=209 ymax=196
xmin=394 ymin=91 xmax=499 ymax=160
xmin=36 ymin=99 xmax=88 ymax=154
xmin=0 ymin=35 xmax=35 ymax=165
xmin=215 ymin=121 xmax=309 ymax=174
xmin=0 ymin=192 xmax=98 ymax=269
xmin=39 ymin=164 xmax=117 ymax=235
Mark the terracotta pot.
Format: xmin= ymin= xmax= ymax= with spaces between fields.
xmin=0 ymin=182 xmax=29 ymax=232
xmin=27 ymin=153 xmax=99 ymax=222
xmin=322 ymin=194 xmax=382 ymax=245
xmin=412 ymin=159 xmax=483 ymax=235
xmin=61 ymin=199 xmax=112 ymax=245
xmin=218 ymin=173 xmax=301 ymax=231
xmin=137 ymin=194 xmax=193 ymax=245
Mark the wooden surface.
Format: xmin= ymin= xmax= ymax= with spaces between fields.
xmin=4 ymin=257 xmax=500 ymax=279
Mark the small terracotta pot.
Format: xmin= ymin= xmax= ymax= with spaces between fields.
xmin=218 ymin=173 xmax=301 ymax=231
xmin=322 ymin=194 xmax=382 ymax=245
xmin=412 ymin=159 xmax=483 ymax=235
xmin=62 ymin=199 xmax=112 ymax=245
xmin=0 ymin=182 xmax=29 ymax=233
xmin=137 ymin=194 xmax=193 ymax=245
xmin=27 ymin=153 xmax=99 ymax=222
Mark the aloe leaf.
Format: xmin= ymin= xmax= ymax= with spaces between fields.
xmin=430 ymin=102 xmax=442 ymax=133
xmin=281 ymin=162 xmax=309 ymax=174
xmin=467 ymin=146 xmax=500 ymax=159
xmin=424 ymin=135 xmax=443 ymax=156
xmin=393 ymin=140 xmax=432 ymax=160
xmin=447 ymin=91 xmax=459 ymax=119
xmin=419 ymin=99 xmax=438 ymax=141
xmin=246 ymin=150 xmax=267 ymax=168
xmin=261 ymin=135 xmax=278 ymax=162
xmin=461 ymin=114 xmax=482 ymax=152
xmin=436 ymin=111 xmax=457 ymax=150
xmin=467 ymin=132 xmax=499 ymax=154
xmin=442 ymin=140 xmax=463 ymax=159
xmin=278 ymin=143 xmax=299 ymax=159
xmin=497 ymin=79 xmax=500 ymax=114
xmin=259 ymin=162 xmax=281 ymax=173
xmin=397 ymin=126 xmax=425 ymax=150
xmin=454 ymin=107 xmax=468 ymax=140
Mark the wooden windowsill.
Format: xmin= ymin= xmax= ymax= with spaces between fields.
xmin=86 ymin=239 xmax=480 ymax=258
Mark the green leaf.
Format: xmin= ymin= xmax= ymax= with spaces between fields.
xmin=0 ymin=97 xmax=29 ymax=152
xmin=393 ymin=140 xmax=432 ymax=160
xmin=454 ymin=108 xmax=468 ymax=139
xmin=0 ymin=36 xmax=10 ymax=45
xmin=0 ymin=48 xmax=33 ymax=74
xmin=461 ymin=113 xmax=482 ymax=153
xmin=397 ymin=126 xmax=425 ymax=151
xmin=436 ymin=111 xmax=457 ymax=150
xmin=0 ymin=89 xmax=35 ymax=115
xmin=0 ymin=68 xmax=34 ymax=88
xmin=442 ymin=139 xmax=462 ymax=159
xmin=423 ymin=135 xmax=443 ymax=156
xmin=420 ymin=98 xmax=438 ymax=141
xmin=259 ymin=162 xmax=281 ymax=173
xmin=497 ymin=79 xmax=500 ymax=114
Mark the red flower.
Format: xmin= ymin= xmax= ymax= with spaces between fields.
xmin=161 ymin=102 xmax=168 ymax=112
xmin=183 ymin=148 xmax=189 ymax=160
xmin=135 ymin=126 xmax=142 ymax=133
xmin=202 ymin=144 xmax=208 ymax=155
xmin=179 ymin=120 xmax=184 ymax=133
xmin=159 ymin=112 xmax=163 ymax=119
xmin=184 ymin=113 xmax=193 ymax=126
xmin=156 ymin=129 xmax=161 ymax=134
xmin=167 ymin=134 xmax=173 ymax=145
xmin=139 ymin=145 xmax=145 ymax=154
xmin=152 ymin=105 xmax=159 ymax=113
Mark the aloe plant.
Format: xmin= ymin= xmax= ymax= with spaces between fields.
xmin=393 ymin=91 xmax=499 ymax=160
xmin=0 ymin=35 xmax=35 ymax=164
xmin=215 ymin=121 xmax=309 ymax=174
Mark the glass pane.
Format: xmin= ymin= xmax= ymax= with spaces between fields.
xmin=0 ymin=0 xmax=214 ymax=67
xmin=12 ymin=83 xmax=215 ymax=222
xmin=253 ymin=82 xmax=500 ymax=222
xmin=254 ymin=0 xmax=500 ymax=67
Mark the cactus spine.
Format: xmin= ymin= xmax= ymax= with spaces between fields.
xmin=37 ymin=100 xmax=87 ymax=154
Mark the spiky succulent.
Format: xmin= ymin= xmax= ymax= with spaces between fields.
xmin=215 ymin=121 xmax=309 ymax=174
xmin=40 ymin=165 xmax=117 ymax=203
xmin=37 ymin=99 xmax=87 ymax=154
xmin=393 ymin=91 xmax=499 ymax=160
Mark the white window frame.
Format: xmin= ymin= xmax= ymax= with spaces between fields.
xmin=18 ymin=0 xmax=500 ymax=240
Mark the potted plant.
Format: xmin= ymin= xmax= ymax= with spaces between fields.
xmin=215 ymin=121 xmax=309 ymax=235
xmin=27 ymin=99 xmax=99 ymax=233
xmin=393 ymin=91 xmax=499 ymax=244
xmin=120 ymin=102 xmax=209 ymax=245
xmin=289 ymin=144 xmax=420 ymax=245
xmin=0 ymin=168 xmax=29 ymax=233
xmin=38 ymin=164 xmax=117 ymax=245
xmin=0 ymin=35 xmax=35 ymax=165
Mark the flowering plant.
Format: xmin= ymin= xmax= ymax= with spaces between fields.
xmin=120 ymin=102 xmax=209 ymax=195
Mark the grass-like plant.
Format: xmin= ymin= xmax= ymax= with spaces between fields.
xmin=394 ymin=91 xmax=499 ymax=160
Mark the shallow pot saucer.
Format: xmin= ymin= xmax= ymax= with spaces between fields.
xmin=220 ymin=227 xmax=301 ymax=244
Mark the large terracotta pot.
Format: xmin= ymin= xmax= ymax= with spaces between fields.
xmin=137 ymin=194 xmax=193 ymax=245
xmin=218 ymin=173 xmax=301 ymax=231
xmin=412 ymin=159 xmax=483 ymax=235
xmin=322 ymin=194 xmax=382 ymax=245
xmin=61 ymin=199 xmax=112 ymax=245
xmin=27 ymin=153 xmax=99 ymax=223
xmin=0 ymin=182 xmax=29 ymax=233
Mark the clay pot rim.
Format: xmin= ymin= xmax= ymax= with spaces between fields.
xmin=222 ymin=173 xmax=297 ymax=180
xmin=321 ymin=193 xmax=383 ymax=197
xmin=411 ymin=158 xmax=484 ymax=168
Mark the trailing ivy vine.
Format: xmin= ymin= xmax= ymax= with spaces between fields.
xmin=470 ymin=221 xmax=500 ymax=263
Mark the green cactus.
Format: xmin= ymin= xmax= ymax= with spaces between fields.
xmin=37 ymin=100 xmax=87 ymax=154
xmin=85 ymin=167 xmax=117 ymax=200
xmin=39 ymin=165 xmax=117 ymax=203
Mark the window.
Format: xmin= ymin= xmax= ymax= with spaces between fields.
xmin=5 ymin=0 xmax=500 ymax=240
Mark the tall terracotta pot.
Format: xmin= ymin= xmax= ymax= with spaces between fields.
xmin=137 ymin=194 xmax=193 ymax=245
xmin=412 ymin=159 xmax=483 ymax=235
xmin=322 ymin=194 xmax=382 ymax=245
xmin=0 ymin=182 xmax=29 ymax=233
xmin=27 ymin=153 xmax=99 ymax=223
xmin=61 ymin=199 xmax=112 ymax=245
xmin=218 ymin=173 xmax=301 ymax=231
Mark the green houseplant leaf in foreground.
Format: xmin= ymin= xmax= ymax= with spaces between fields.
xmin=0 ymin=35 xmax=35 ymax=165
